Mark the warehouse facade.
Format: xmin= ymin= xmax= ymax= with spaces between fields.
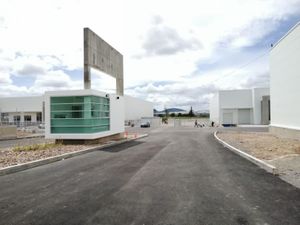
xmin=209 ymin=88 xmax=270 ymax=126
xmin=270 ymin=21 xmax=300 ymax=139
xmin=0 ymin=96 xmax=44 ymax=126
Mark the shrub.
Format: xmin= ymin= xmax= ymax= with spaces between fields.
xmin=12 ymin=143 xmax=61 ymax=152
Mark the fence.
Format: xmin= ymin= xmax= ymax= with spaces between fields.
xmin=0 ymin=121 xmax=44 ymax=128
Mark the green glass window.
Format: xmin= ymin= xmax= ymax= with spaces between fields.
xmin=50 ymin=95 xmax=110 ymax=134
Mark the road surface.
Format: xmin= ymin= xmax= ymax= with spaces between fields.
xmin=0 ymin=127 xmax=299 ymax=225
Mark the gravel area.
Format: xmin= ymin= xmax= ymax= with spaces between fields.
xmin=0 ymin=135 xmax=139 ymax=168
xmin=268 ymin=155 xmax=300 ymax=188
xmin=0 ymin=144 xmax=89 ymax=168
xmin=218 ymin=131 xmax=300 ymax=160
xmin=218 ymin=131 xmax=300 ymax=188
xmin=0 ymin=138 xmax=53 ymax=151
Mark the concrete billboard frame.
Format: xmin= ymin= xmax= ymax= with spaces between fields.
xmin=84 ymin=28 xmax=124 ymax=95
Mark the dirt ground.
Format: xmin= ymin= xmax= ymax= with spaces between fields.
xmin=218 ymin=131 xmax=300 ymax=160
xmin=218 ymin=131 xmax=300 ymax=188
xmin=0 ymin=144 xmax=90 ymax=168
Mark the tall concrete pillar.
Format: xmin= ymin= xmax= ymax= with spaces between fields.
xmin=261 ymin=96 xmax=270 ymax=125
xmin=84 ymin=66 xmax=91 ymax=89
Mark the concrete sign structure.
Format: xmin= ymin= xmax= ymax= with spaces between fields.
xmin=0 ymin=28 xmax=154 ymax=142
xmin=270 ymin=21 xmax=300 ymax=139
xmin=84 ymin=28 xmax=124 ymax=95
xmin=209 ymin=88 xmax=270 ymax=126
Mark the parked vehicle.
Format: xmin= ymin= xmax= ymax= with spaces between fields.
xmin=38 ymin=123 xmax=45 ymax=129
xmin=140 ymin=122 xmax=150 ymax=128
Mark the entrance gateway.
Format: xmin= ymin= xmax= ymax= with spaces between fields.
xmin=45 ymin=28 xmax=125 ymax=142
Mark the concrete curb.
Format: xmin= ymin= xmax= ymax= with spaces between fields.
xmin=17 ymin=134 xmax=45 ymax=140
xmin=214 ymin=131 xmax=278 ymax=175
xmin=0 ymin=134 xmax=148 ymax=176
xmin=0 ymin=134 xmax=45 ymax=141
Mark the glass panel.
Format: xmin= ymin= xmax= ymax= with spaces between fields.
xmin=50 ymin=95 xmax=110 ymax=134
xmin=24 ymin=115 xmax=31 ymax=121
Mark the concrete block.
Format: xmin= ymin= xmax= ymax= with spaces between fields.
xmin=0 ymin=126 xmax=17 ymax=140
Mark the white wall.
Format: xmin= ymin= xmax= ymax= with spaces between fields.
xmin=124 ymin=95 xmax=153 ymax=120
xmin=0 ymin=96 xmax=43 ymax=113
xmin=209 ymin=93 xmax=219 ymax=124
xmin=252 ymin=88 xmax=270 ymax=124
xmin=219 ymin=89 xmax=252 ymax=125
xmin=45 ymin=89 xmax=124 ymax=139
xmin=270 ymin=22 xmax=300 ymax=130
xmin=219 ymin=89 xmax=252 ymax=109
xmin=110 ymin=94 xmax=125 ymax=134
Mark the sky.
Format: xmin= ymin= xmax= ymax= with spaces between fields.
xmin=0 ymin=0 xmax=300 ymax=111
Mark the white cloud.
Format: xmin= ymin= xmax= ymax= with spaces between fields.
xmin=0 ymin=72 xmax=12 ymax=84
xmin=0 ymin=84 xmax=31 ymax=97
xmin=137 ymin=19 xmax=202 ymax=57
xmin=0 ymin=0 xmax=299 ymax=109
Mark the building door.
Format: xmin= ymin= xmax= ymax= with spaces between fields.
xmin=37 ymin=112 xmax=42 ymax=122
xmin=13 ymin=115 xmax=21 ymax=126
xmin=223 ymin=112 xmax=233 ymax=124
xmin=238 ymin=109 xmax=251 ymax=124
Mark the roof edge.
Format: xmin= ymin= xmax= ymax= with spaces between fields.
xmin=270 ymin=21 xmax=300 ymax=50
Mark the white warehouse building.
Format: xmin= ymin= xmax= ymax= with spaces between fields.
xmin=0 ymin=94 xmax=153 ymax=127
xmin=0 ymin=96 xmax=44 ymax=125
xmin=124 ymin=95 xmax=153 ymax=121
xmin=210 ymin=88 xmax=270 ymax=126
xmin=270 ymin=21 xmax=300 ymax=139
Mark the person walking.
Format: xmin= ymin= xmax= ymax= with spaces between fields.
xmin=194 ymin=120 xmax=198 ymax=128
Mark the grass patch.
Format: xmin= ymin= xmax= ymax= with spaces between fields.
xmin=13 ymin=143 xmax=61 ymax=152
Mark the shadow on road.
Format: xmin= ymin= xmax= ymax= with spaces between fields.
xmin=99 ymin=140 xmax=144 ymax=153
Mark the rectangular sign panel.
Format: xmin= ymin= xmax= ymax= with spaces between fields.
xmin=84 ymin=28 xmax=123 ymax=95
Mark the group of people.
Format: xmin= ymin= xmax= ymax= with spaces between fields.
xmin=194 ymin=120 xmax=215 ymax=128
xmin=194 ymin=120 xmax=205 ymax=128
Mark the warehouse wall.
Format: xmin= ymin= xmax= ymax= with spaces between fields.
xmin=219 ymin=89 xmax=252 ymax=109
xmin=270 ymin=22 xmax=300 ymax=133
xmin=209 ymin=93 xmax=220 ymax=124
xmin=0 ymin=96 xmax=43 ymax=113
xmin=252 ymin=88 xmax=270 ymax=125
xmin=124 ymin=95 xmax=153 ymax=120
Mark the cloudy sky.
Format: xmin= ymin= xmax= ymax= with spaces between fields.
xmin=0 ymin=0 xmax=300 ymax=110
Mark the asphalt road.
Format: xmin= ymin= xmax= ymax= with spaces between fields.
xmin=0 ymin=127 xmax=299 ymax=225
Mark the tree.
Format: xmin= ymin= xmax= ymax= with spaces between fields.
xmin=188 ymin=106 xmax=195 ymax=117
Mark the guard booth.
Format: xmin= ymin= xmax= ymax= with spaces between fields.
xmin=45 ymin=89 xmax=124 ymax=142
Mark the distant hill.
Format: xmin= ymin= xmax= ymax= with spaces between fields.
xmin=154 ymin=108 xmax=186 ymax=114
xmin=195 ymin=110 xmax=209 ymax=114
